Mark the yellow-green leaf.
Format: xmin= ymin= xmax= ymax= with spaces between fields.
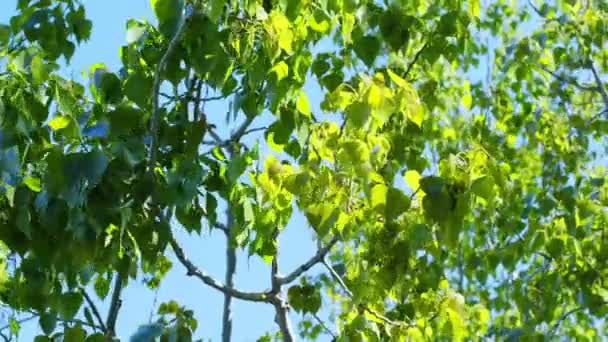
xmin=48 ymin=116 xmax=71 ymax=130
xmin=370 ymin=184 xmax=388 ymax=210
xmin=404 ymin=170 xmax=421 ymax=192
xmin=23 ymin=177 xmax=41 ymax=192
xmin=296 ymin=92 xmax=311 ymax=117
xmin=267 ymin=11 xmax=293 ymax=53
xmin=270 ymin=61 xmax=289 ymax=82
xmin=387 ymin=69 xmax=406 ymax=88
xmin=461 ymin=80 xmax=472 ymax=110
xmin=469 ymin=0 xmax=480 ymax=18
xmin=341 ymin=12 xmax=355 ymax=44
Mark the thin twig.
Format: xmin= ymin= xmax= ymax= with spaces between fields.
xmin=547 ymin=302 xmax=607 ymax=338
xmin=230 ymin=116 xmax=255 ymax=142
xmin=148 ymin=9 xmax=190 ymax=177
xmin=322 ymin=260 xmax=352 ymax=297
xmin=536 ymin=65 xmax=598 ymax=92
xmin=313 ymin=314 xmax=337 ymax=339
xmin=403 ymin=41 xmax=429 ymax=79
xmin=169 ymin=233 xmax=270 ymax=302
xmin=240 ymin=126 xmax=267 ymax=136
xmin=193 ymin=78 xmax=203 ymax=122
xmin=160 ymin=87 xmax=241 ymax=104
xmin=214 ymin=222 xmax=229 ymax=235
xmin=81 ymin=289 xmax=107 ymax=332
xmin=323 ymin=261 xmax=412 ymax=327
xmin=547 ymin=307 xmax=584 ymax=338
xmin=0 ymin=314 xmax=37 ymax=333
xmin=278 ymin=236 xmax=339 ymax=285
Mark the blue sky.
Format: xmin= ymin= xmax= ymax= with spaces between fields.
xmin=0 ymin=1 xmax=332 ymax=341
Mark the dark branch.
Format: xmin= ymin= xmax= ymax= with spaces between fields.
xmin=587 ymin=60 xmax=608 ymax=109
xmin=105 ymin=272 xmax=124 ymax=337
xmin=536 ymin=64 xmax=598 ymax=92
xmin=269 ymin=230 xmax=295 ymax=342
xmin=278 ymin=236 xmax=339 ymax=285
xmin=169 ymin=233 xmax=270 ymax=302
xmin=548 ymin=302 xmax=607 ymax=338
xmin=403 ymin=41 xmax=429 ymax=79
xmin=313 ymin=314 xmax=337 ymax=339
xmin=222 ymin=206 xmax=237 ymax=342
xmin=81 ymin=288 xmax=107 ymax=332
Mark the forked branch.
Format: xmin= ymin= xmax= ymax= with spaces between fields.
xmin=277 ymin=235 xmax=339 ymax=285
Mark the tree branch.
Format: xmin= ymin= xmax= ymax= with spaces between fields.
xmin=105 ymin=272 xmax=124 ymax=338
xmin=222 ymin=207 xmax=237 ymax=342
xmin=169 ymin=233 xmax=270 ymax=302
xmin=313 ymin=313 xmax=337 ymax=339
xmin=322 ymin=260 xmax=352 ymax=297
xmin=536 ymin=64 xmax=598 ymax=92
xmin=547 ymin=307 xmax=584 ymax=338
xmin=587 ymin=60 xmax=608 ymax=109
xmin=322 ymin=260 xmax=411 ymax=327
xmin=80 ymin=288 xmax=107 ymax=333
xmin=270 ymin=230 xmax=295 ymax=342
xmin=277 ymin=235 xmax=339 ymax=285
xmin=547 ymin=302 xmax=607 ymax=339
xmin=148 ymin=9 xmax=190 ymax=176
xmin=272 ymin=296 xmax=295 ymax=342
xmin=403 ymin=41 xmax=429 ymax=79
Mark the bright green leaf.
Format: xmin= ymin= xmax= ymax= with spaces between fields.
xmin=48 ymin=116 xmax=71 ymax=131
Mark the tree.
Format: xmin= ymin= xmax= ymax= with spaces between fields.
xmin=0 ymin=0 xmax=607 ymax=341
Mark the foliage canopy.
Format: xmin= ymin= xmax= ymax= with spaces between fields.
xmin=0 ymin=0 xmax=607 ymax=341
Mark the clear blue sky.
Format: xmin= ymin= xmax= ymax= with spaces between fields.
xmin=0 ymin=1 xmax=332 ymax=341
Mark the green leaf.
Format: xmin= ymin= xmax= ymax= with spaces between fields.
xmin=270 ymin=61 xmax=289 ymax=82
xmin=420 ymin=176 xmax=445 ymax=196
xmin=0 ymin=24 xmax=9 ymax=47
xmin=48 ymin=115 xmax=71 ymax=131
xmin=346 ymin=102 xmax=370 ymax=127
xmin=461 ymin=80 xmax=472 ymax=110
xmin=85 ymin=333 xmax=105 ymax=342
xmin=471 ymin=176 xmax=494 ymax=200
xmin=469 ymin=0 xmax=480 ymax=18
xmin=386 ymin=187 xmax=411 ymax=222
xmin=341 ymin=13 xmax=355 ymax=44
xmin=64 ymin=325 xmax=86 ymax=342
xmin=404 ymin=170 xmax=421 ymax=192
xmin=23 ymin=177 xmax=41 ymax=192
xmin=176 ymin=205 xmax=203 ymax=233
xmin=288 ymin=284 xmax=321 ymax=314
xmin=126 ymin=19 xmax=147 ymax=44
xmin=296 ymin=91 xmax=311 ymax=117
xmin=353 ymin=35 xmax=381 ymax=67
xmin=209 ymin=0 xmax=224 ymax=20
xmin=267 ymin=11 xmax=293 ymax=53
xmin=124 ymin=71 xmax=153 ymax=108
xmin=370 ymin=184 xmax=388 ymax=210
xmin=150 ymin=0 xmax=185 ymax=37
xmin=59 ymin=292 xmax=83 ymax=321
xmin=39 ymin=312 xmax=57 ymax=335
xmin=8 ymin=318 xmax=19 ymax=336
xmin=94 ymin=275 xmax=110 ymax=299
